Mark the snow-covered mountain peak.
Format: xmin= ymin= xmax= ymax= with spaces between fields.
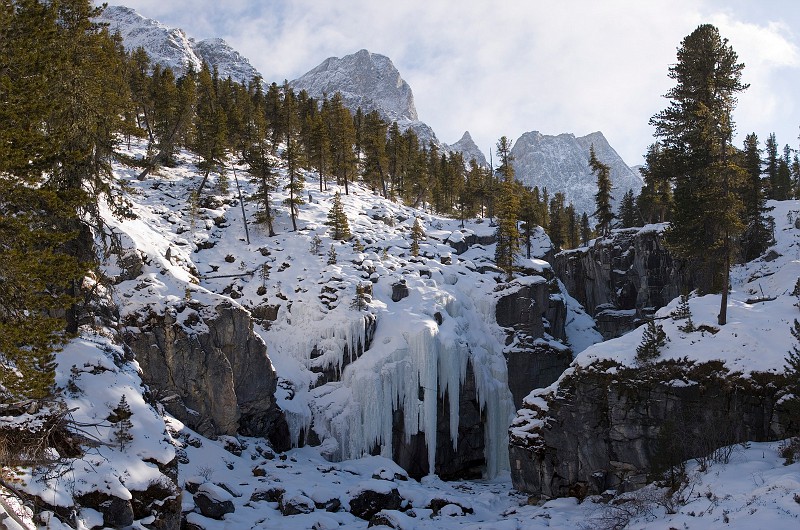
xmin=96 ymin=5 xmax=260 ymax=82
xmin=445 ymin=131 xmax=488 ymax=167
xmin=511 ymin=129 xmax=643 ymax=217
xmin=292 ymin=49 xmax=418 ymax=123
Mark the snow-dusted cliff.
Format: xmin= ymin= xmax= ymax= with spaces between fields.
xmin=511 ymin=130 xmax=643 ymax=217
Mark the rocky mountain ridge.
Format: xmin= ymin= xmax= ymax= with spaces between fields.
xmin=96 ymin=5 xmax=260 ymax=82
xmin=511 ymin=130 xmax=644 ymax=217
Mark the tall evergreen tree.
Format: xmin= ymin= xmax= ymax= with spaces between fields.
xmin=281 ymin=83 xmax=304 ymax=231
xmin=650 ymin=24 xmax=747 ymax=325
xmin=739 ymin=133 xmax=773 ymax=261
xmin=618 ymin=189 xmax=639 ymax=228
xmin=589 ymin=144 xmax=614 ymax=236
xmin=765 ymin=132 xmax=779 ymax=199
xmin=580 ymin=212 xmax=592 ymax=246
xmin=193 ymin=61 xmax=228 ymax=196
xmin=638 ymin=142 xmax=674 ymax=223
xmin=493 ymin=137 xmax=520 ymax=281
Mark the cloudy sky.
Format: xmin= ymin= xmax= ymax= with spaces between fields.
xmin=103 ymin=0 xmax=799 ymax=166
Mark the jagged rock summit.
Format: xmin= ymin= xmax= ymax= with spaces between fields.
xmin=291 ymin=49 xmax=449 ymax=153
xmin=511 ymin=130 xmax=643 ymax=218
xmin=292 ymin=49 xmax=418 ymax=123
xmin=445 ymin=131 xmax=488 ymax=167
xmin=96 ymin=5 xmax=260 ymax=83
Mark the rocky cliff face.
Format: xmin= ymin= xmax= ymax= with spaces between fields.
xmin=552 ymin=226 xmax=692 ymax=339
xmin=124 ymin=299 xmax=289 ymax=449
xmin=97 ymin=5 xmax=260 ymax=81
xmin=511 ymin=130 xmax=643 ymax=218
xmin=509 ymin=359 xmax=789 ymax=498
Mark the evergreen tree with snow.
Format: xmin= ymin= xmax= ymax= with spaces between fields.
xmin=739 ymin=133 xmax=774 ymax=261
xmin=651 ymin=24 xmax=747 ymax=325
xmin=638 ymin=142 xmax=674 ymax=224
xmin=193 ymin=62 xmax=229 ymax=196
xmin=326 ymin=244 xmax=338 ymax=265
xmin=636 ymin=320 xmax=667 ymax=364
xmin=410 ymin=217 xmax=425 ymax=257
xmin=112 ymin=395 xmax=134 ymax=450
xmin=281 ymin=82 xmax=305 ymax=231
xmin=589 ymin=144 xmax=614 ymax=236
xmin=326 ymin=192 xmax=351 ymax=240
xmin=493 ymin=137 xmax=520 ymax=281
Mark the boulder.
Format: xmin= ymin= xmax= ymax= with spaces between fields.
xmin=279 ymin=492 xmax=315 ymax=516
xmin=348 ymin=482 xmax=403 ymax=520
xmin=194 ymin=483 xmax=234 ymax=520
xmin=77 ymin=493 xmax=134 ymax=528
xmin=391 ymin=281 xmax=409 ymax=302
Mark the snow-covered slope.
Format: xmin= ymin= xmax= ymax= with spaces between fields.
xmin=96 ymin=5 xmax=260 ymax=82
xmin=511 ymin=130 xmax=644 ymax=217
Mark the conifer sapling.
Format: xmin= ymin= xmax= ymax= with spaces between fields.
xmin=636 ymin=320 xmax=667 ymax=364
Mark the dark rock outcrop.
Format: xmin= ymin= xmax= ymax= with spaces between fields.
xmin=194 ymin=484 xmax=235 ymax=520
xmin=509 ymin=359 xmax=789 ymax=498
xmin=76 ymin=492 xmax=134 ymax=528
xmin=495 ymin=277 xmax=572 ymax=409
xmin=348 ymin=484 xmax=403 ymax=520
xmin=391 ymin=281 xmax=409 ymax=302
xmin=552 ymin=227 xmax=695 ymax=339
xmin=124 ymin=300 xmax=289 ymax=449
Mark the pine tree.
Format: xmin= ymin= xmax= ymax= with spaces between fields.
xmin=765 ymin=133 xmax=779 ymax=199
xmin=309 ymin=234 xmax=322 ymax=255
xmin=193 ymin=61 xmax=229 ymax=196
xmin=636 ymin=320 xmax=667 ymax=364
xmin=243 ymin=97 xmax=277 ymax=236
xmin=739 ymin=133 xmax=773 ymax=261
xmin=351 ymin=283 xmax=370 ymax=311
xmin=493 ymin=137 xmax=520 ymax=281
xmin=326 ymin=245 xmax=338 ymax=265
xmin=638 ymin=142 xmax=674 ymax=223
xmin=326 ymin=192 xmax=351 ymax=240
xmin=281 ymin=82 xmax=305 ymax=231
xmin=410 ymin=217 xmax=425 ymax=257
xmin=589 ymin=144 xmax=614 ymax=236
xmin=650 ymin=24 xmax=748 ymax=325
xmin=327 ymin=93 xmax=358 ymax=195
xmin=548 ymin=192 xmax=567 ymax=251
xmin=618 ymin=189 xmax=639 ymax=228
xmin=580 ymin=212 xmax=592 ymax=246
xmin=111 ymin=395 xmax=134 ymax=450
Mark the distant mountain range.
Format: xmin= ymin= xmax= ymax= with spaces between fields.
xmin=99 ymin=4 xmax=641 ymax=214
